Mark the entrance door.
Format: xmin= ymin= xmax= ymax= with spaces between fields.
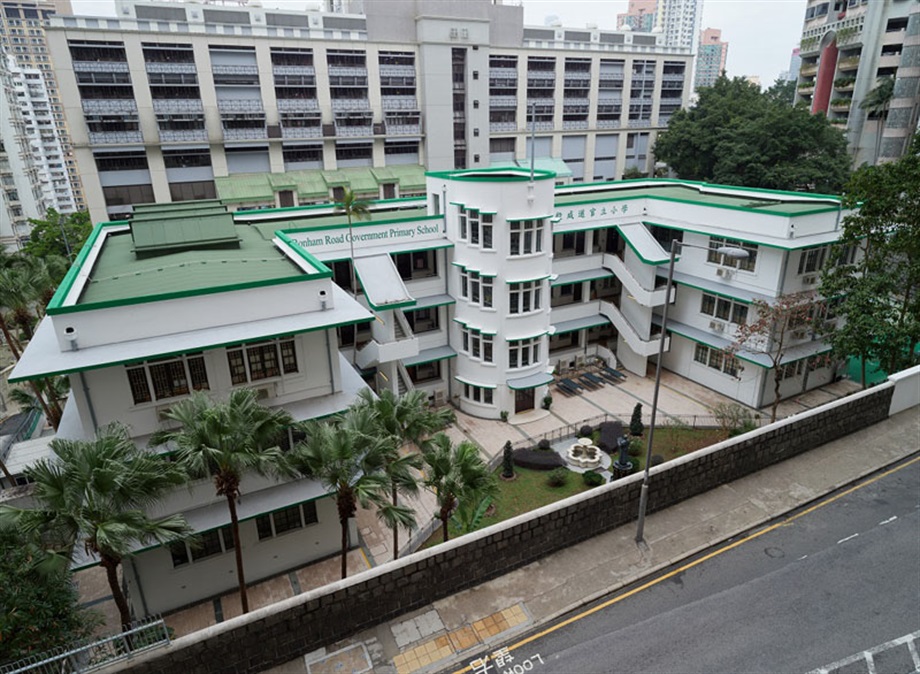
xmin=514 ymin=388 xmax=535 ymax=414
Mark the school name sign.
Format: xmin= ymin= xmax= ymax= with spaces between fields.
xmin=286 ymin=220 xmax=444 ymax=256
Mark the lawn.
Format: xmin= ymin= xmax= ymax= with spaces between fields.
xmin=421 ymin=426 xmax=728 ymax=547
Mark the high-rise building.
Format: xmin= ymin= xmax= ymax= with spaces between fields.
xmin=0 ymin=52 xmax=45 ymax=249
xmin=0 ymin=0 xmax=84 ymax=213
xmin=795 ymin=0 xmax=920 ymax=165
xmin=779 ymin=47 xmax=803 ymax=82
xmin=694 ymin=27 xmax=728 ymax=89
xmin=617 ymin=0 xmax=657 ymax=33
xmin=45 ymin=0 xmax=692 ymax=223
xmin=656 ymin=0 xmax=704 ymax=53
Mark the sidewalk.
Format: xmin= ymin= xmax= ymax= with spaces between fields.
xmin=267 ymin=406 xmax=919 ymax=674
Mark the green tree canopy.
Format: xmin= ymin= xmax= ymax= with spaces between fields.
xmin=655 ymin=76 xmax=850 ymax=193
xmin=24 ymin=209 xmax=92 ymax=262
xmin=821 ymin=132 xmax=920 ymax=378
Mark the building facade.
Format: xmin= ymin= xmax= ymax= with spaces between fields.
xmin=694 ymin=27 xmax=728 ymax=89
xmin=617 ymin=0 xmax=658 ymax=33
xmin=0 ymin=0 xmax=83 ymax=213
xmin=4 ymin=172 xmax=849 ymax=617
xmin=656 ymin=0 xmax=704 ymax=53
xmin=44 ymin=0 xmax=692 ymax=223
xmin=795 ymin=0 xmax=920 ymax=165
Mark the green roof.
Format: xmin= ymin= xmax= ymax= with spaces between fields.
xmin=491 ymin=158 xmax=573 ymax=178
xmin=250 ymin=207 xmax=433 ymax=239
xmin=553 ymin=182 xmax=840 ymax=216
xmin=78 ymin=225 xmax=309 ymax=307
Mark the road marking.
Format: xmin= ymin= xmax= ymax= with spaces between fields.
xmin=837 ymin=533 xmax=859 ymax=544
xmin=806 ymin=630 xmax=920 ymax=674
xmin=797 ymin=555 xmax=808 ymax=560
xmin=879 ymin=515 xmax=897 ymax=525
xmin=448 ymin=455 xmax=920 ymax=674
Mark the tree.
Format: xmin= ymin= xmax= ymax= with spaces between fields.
xmin=0 ymin=424 xmax=190 ymax=632
xmin=859 ymin=76 xmax=895 ymax=165
xmin=422 ymin=434 xmax=496 ymax=544
xmin=353 ymin=388 xmax=452 ymax=559
xmin=501 ymin=440 xmax=514 ymax=479
xmin=729 ymin=291 xmax=825 ymax=422
xmin=150 ymin=389 xmax=293 ymax=614
xmin=629 ymin=403 xmax=644 ymax=437
xmin=24 ymin=209 xmax=92 ymax=262
xmin=764 ymin=78 xmax=796 ymax=107
xmin=9 ymin=376 xmax=69 ymax=431
xmin=0 ymin=527 xmax=100 ymax=665
xmin=655 ymin=75 xmax=850 ymax=192
xmin=335 ymin=189 xmax=370 ymax=297
xmin=821 ymin=133 xmax=920 ymax=378
xmin=290 ymin=406 xmax=411 ymax=578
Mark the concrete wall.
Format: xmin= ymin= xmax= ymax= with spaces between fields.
xmin=889 ymin=365 xmax=920 ymax=415
xmin=105 ymin=381 xmax=895 ymax=674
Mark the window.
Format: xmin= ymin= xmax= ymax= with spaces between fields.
xmin=460 ymin=327 xmax=493 ymax=363
xmin=392 ymin=250 xmax=437 ymax=280
xmin=463 ymin=383 xmax=493 ymax=405
xmin=170 ymin=526 xmax=234 ymax=567
xmin=707 ymin=237 xmax=757 ymax=272
xmin=508 ymin=337 xmax=541 ymax=369
xmin=509 ymin=219 xmax=544 ymax=255
xmin=509 ymin=281 xmax=542 ymax=314
xmin=125 ymin=353 xmax=209 ymax=404
xmin=406 ymin=361 xmax=441 ymax=384
xmin=405 ymin=307 xmax=440 ymax=333
xmin=700 ymin=293 xmax=748 ymax=325
xmin=255 ymin=502 xmax=318 ymax=540
xmin=798 ymin=246 xmax=827 ymax=274
xmin=459 ymin=270 xmax=493 ymax=308
xmin=692 ymin=344 xmax=741 ymax=377
xmin=226 ymin=338 xmax=298 ymax=385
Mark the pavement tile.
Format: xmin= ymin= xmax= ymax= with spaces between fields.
xmin=448 ymin=626 xmax=481 ymax=651
xmin=306 ymin=644 xmax=372 ymax=674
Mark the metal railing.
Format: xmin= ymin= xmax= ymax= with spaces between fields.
xmin=0 ymin=616 xmax=170 ymax=674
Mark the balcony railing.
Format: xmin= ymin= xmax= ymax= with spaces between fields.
xmin=379 ymin=64 xmax=415 ymax=77
xmin=212 ymin=64 xmax=259 ymax=76
xmin=158 ymin=129 xmax=208 ymax=142
xmin=73 ymin=61 xmax=129 ymax=72
xmin=331 ymin=97 xmax=371 ymax=111
xmin=153 ymin=98 xmax=203 ymax=113
xmin=489 ymin=96 xmax=517 ymax=108
xmin=81 ymin=99 xmax=138 ymax=113
xmin=281 ymin=126 xmax=323 ymax=139
xmin=145 ymin=62 xmax=197 ymax=74
xmin=88 ymin=130 xmax=144 ymax=145
xmin=273 ymin=64 xmax=316 ymax=76
xmin=490 ymin=121 xmax=517 ymax=132
xmin=489 ymin=67 xmax=518 ymax=79
xmin=563 ymin=120 xmax=589 ymax=130
xmin=328 ymin=65 xmax=368 ymax=77
xmin=277 ymin=98 xmax=320 ymax=111
xmin=382 ymin=96 xmax=418 ymax=110
xmin=596 ymin=119 xmax=620 ymax=128
xmin=222 ymin=127 xmax=268 ymax=140
xmin=334 ymin=124 xmax=374 ymax=137
xmin=217 ymin=99 xmax=264 ymax=113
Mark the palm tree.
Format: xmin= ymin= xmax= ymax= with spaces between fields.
xmin=335 ymin=189 xmax=371 ymax=297
xmin=10 ymin=376 xmax=69 ymax=430
xmin=355 ymin=389 xmax=453 ymax=558
xmin=290 ymin=406 xmax=412 ymax=578
xmin=150 ymin=389 xmax=293 ymax=614
xmin=0 ymin=423 xmax=190 ymax=631
xmin=422 ymin=434 xmax=497 ymax=543
xmin=860 ymin=76 xmax=895 ymax=164
xmin=0 ymin=257 xmax=46 ymax=340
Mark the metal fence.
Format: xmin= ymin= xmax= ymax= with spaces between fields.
xmin=1 ymin=616 xmax=170 ymax=674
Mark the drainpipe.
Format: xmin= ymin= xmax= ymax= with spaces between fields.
xmin=324 ymin=329 xmax=336 ymax=394
xmin=64 ymin=329 xmax=99 ymax=431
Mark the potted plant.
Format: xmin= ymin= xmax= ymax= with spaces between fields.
xmin=542 ymin=394 xmax=553 ymax=410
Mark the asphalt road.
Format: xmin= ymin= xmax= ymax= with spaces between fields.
xmin=454 ymin=457 xmax=920 ymax=674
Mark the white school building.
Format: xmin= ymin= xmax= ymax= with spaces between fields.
xmin=4 ymin=169 xmax=850 ymax=617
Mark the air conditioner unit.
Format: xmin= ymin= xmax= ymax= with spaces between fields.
xmin=709 ymin=320 xmax=725 ymax=332
xmin=792 ymin=329 xmax=807 ymax=339
xmin=155 ymin=405 xmax=174 ymax=422
xmin=803 ymin=275 xmax=818 ymax=285
xmin=433 ymin=390 xmax=446 ymax=406
xmin=575 ymin=355 xmax=586 ymax=368
xmin=716 ymin=268 xmax=733 ymax=280
xmin=249 ymin=384 xmax=274 ymax=401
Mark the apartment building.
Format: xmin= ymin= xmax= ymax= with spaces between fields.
xmin=43 ymin=0 xmax=692 ymax=223
xmin=795 ymin=0 xmax=920 ymax=165
xmin=694 ymin=27 xmax=728 ymax=89
xmin=0 ymin=0 xmax=83 ymax=213
xmin=618 ymin=0 xmax=658 ymax=33
xmin=656 ymin=0 xmax=704 ymax=53
xmin=4 ymin=170 xmax=848 ymax=616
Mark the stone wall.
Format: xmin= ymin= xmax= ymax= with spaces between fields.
xmin=107 ymin=382 xmax=895 ymax=674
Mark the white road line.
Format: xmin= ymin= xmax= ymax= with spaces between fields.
xmin=806 ymin=630 xmax=920 ymax=674
xmin=836 ymin=533 xmax=859 ymax=544
xmin=798 ymin=555 xmax=808 ymax=560
xmin=865 ymin=651 xmax=877 ymax=674
xmin=879 ymin=516 xmax=898 ymax=525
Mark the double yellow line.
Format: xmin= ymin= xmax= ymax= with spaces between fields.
xmin=450 ymin=455 xmax=920 ymax=673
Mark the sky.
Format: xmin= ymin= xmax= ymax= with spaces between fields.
xmin=68 ymin=0 xmax=808 ymax=86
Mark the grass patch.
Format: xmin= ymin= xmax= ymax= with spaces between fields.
xmin=632 ymin=427 xmax=727 ymax=471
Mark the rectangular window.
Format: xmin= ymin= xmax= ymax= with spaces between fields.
xmin=707 ymin=237 xmax=757 ymax=272
xmin=508 ymin=337 xmax=541 ymax=369
xmin=482 ymin=214 xmax=493 ymax=249
xmin=463 ymin=383 xmax=494 ymax=405
xmin=461 ymin=327 xmax=493 ymax=363
xmin=226 ymin=338 xmax=297 ymax=385
xmin=509 ymin=219 xmax=544 ymax=255
xmin=700 ymin=293 xmax=748 ymax=325
xmin=406 ymin=361 xmax=441 ymax=383
xmin=509 ymin=281 xmax=543 ymax=315
xmin=458 ymin=207 xmax=467 ymax=239
xmin=460 ymin=270 xmax=493 ymax=308
xmin=172 ymin=526 xmax=233 ymax=567
xmin=125 ymin=354 xmax=209 ymax=405
xmin=692 ymin=343 xmax=740 ymax=377
xmin=405 ymin=307 xmax=440 ymax=333
xmin=798 ymin=246 xmax=827 ymax=274
xmin=256 ymin=502 xmax=318 ymax=540
xmin=469 ymin=209 xmax=480 ymax=245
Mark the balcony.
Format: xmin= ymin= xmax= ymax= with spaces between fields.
xmin=379 ymin=64 xmax=415 ymax=77
xmin=837 ymin=58 xmax=860 ymax=71
xmin=830 ymin=98 xmax=852 ymax=112
xmin=799 ymin=63 xmax=819 ymax=76
xmin=158 ymin=129 xmax=208 ymax=142
xmin=381 ymin=96 xmax=417 ymax=111
xmin=81 ymin=99 xmax=138 ymax=114
xmin=217 ymin=99 xmax=264 ymax=113
xmin=88 ymin=130 xmax=144 ymax=145
xmin=489 ymin=96 xmax=517 ymax=109
xmin=222 ymin=127 xmax=268 ymax=140
xmin=331 ymin=98 xmax=371 ymax=111
xmin=145 ymin=62 xmax=197 ymax=74
xmin=490 ymin=121 xmax=517 ymax=132
xmin=277 ymin=98 xmax=320 ymax=112
xmin=281 ymin=126 xmax=323 ymax=139
xmin=272 ymin=65 xmax=316 ymax=76
xmin=73 ymin=61 xmax=129 ymax=73
xmin=153 ymin=98 xmax=203 ymax=113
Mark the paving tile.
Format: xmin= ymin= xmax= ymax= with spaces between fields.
xmin=448 ymin=626 xmax=481 ymax=651
xmin=306 ymin=643 xmax=372 ymax=674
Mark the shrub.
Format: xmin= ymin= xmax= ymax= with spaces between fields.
xmin=512 ymin=448 xmax=565 ymax=471
xmin=501 ymin=441 xmax=514 ymax=479
xmin=597 ymin=421 xmax=622 ymax=453
xmin=500 ymin=410 xmax=509 ymax=422
xmin=628 ymin=438 xmax=643 ymax=457
xmin=546 ymin=468 xmax=569 ymax=487
xmin=579 ymin=425 xmax=594 ymax=438
xmin=630 ymin=403 xmax=644 ymax=436
xmin=650 ymin=454 xmax=664 ymax=467
xmin=582 ymin=470 xmax=605 ymax=487
xmin=542 ymin=394 xmax=553 ymax=410
xmin=537 ymin=438 xmax=551 ymax=451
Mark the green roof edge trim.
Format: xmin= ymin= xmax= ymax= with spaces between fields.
xmin=614 ymin=224 xmax=672 ymax=265
xmin=48 ymin=222 xmax=122 ymax=311
xmin=558 ymin=177 xmax=842 ymax=202
xmin=274 ymin=231 xmax=334 ymax=276
xmin=277 ymin=213 xmax=443 ymax=235
xmin=426 ymin=167 xmax=556 ymax=182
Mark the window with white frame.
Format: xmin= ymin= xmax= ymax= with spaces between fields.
xmin=700 ymin=293 xmax=748 ymax=325
xmin=405 ymin=307 xmax=440 ymax=333
xmin=170 ymin=526 xmax=234 ymax=567
xmin=458 ymin=207 xmax=494 ymax=250
xmin=226 ymin=338 xmax=298 ymax=386
xmin=406 ymin=361 xmax=442 ymax=383
xmin=509 ymin=219 xmax=544 ymax=255
xmin=693 ymin=343 xmax=741 ymax=377
xmin=255 ymin=502 xmax=318 ymax=540
xmin=463 ymin=382 xmax=493 ymax=405
xmin=509 ymin=280 xmax=542 ymax=314
xmin=798 ymin=246 xmax=827 ymax=274
xmin=461 ymin=326 xmax=493 ymax=363
xmin=707 ymin=236 xmax=757 ymax=272
xmin=459 ymin=270 xmax=493 ymax=308
xmin=508 ymin=337 xmax=541 ymax=368
xmin=126 ymin=352 xmax=209 ymax=405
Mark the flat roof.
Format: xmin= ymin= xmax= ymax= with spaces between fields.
xmin=251 ymin=207 xmax=432 ymax=238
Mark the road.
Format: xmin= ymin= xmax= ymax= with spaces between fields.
xmin=449 ymin=457 xmax=920 ymax=674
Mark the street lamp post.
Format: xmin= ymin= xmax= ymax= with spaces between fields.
xmin=635 ymin=239 xmax=749 ymax=544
